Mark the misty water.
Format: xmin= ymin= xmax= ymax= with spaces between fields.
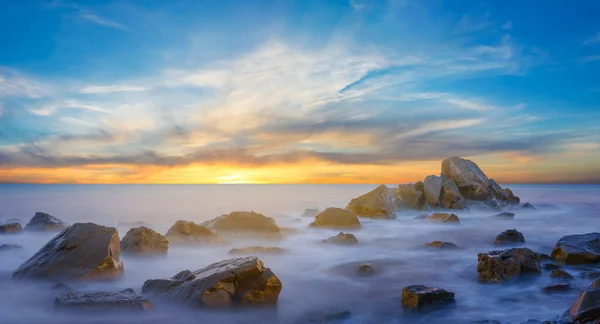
xmin=1 ymin=184 xmax=599 ymax=324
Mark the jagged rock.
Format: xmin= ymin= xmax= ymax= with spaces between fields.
xmin=503 ymin=188 xmax=520 ymax=205
xmin=357 ymin=263 xmax=375 ymax=276
xmin=424 ymin=213 xmax=460 ymax=223
xmin=441 ymin=156 xmax=492 ymax=201
xmin=309 ymin=208 xmax=361 ymax=229
xmin=550 ymin=269 xmax=574 ymax=280
xmin=494 ymin=212 xmax=515 ymax=219
xmin=308 ymin=310 xmax=352 ymax=322
xmin=24 ymin=212 xmax=68 ymax=232
xmin=551 ymin=233 xmax=600 ymax=264
xmin=542 ymin=283 xmax=571 ymax=293
xmin=494 ymin=229 xmax=526 ymax=245
xmin=228 ymin=246 xmax=287 ymax=255
xmin=423 ymin=175 xmax=443 ymax=207
xmin=477 ymin=248 xmax=540 ymax=283
xmin=55 ymin=289 xmax=152 ymax=311
xmin=560 ymin=279 xmax=600 ymax=323
xmin=488 ymin=179 xmax=508 ymax=201
xmin=0 ymin=243 xmax=22 ymax=250
xmin=397 ymin=182 xmax=427 ymax=210
xmin=401 ymin=285 xmax=455 ymax=310
xmin=440 ymin=178 xmax=465 ymax=209
xmin=13 ymin=223 xmax=124 ymax=281
xmin=322 ymin=232 xmax=358 ymax=245
xmin=165 ymin=220 xmax=224 ymax=245
xmin=0 ymin=223 xmax=22 ymax=234
xmin=121 ymin=226 xmax=169 ymax=255
xmin=544 ymin=263 xmax=562 ymax=271
xmin=345 ymin=185 xmax=396 ymax=219
xmin=426 ymin=241 xmax=459 ymax=249
xmin=302 ymin=209 xmax=320 ymax=218
xmin=522 ymin=202 xmax=536 ymax=209
xmin=142 ymin=257 xmax=282 ymax=308
xmin=200 ymin=211 xmax=282 ymax=239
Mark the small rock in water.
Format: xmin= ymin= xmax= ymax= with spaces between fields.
xmin=521 ymin=202 xmax=536 ymax=209
xmin=550 ymin=269 xmax=574 ymax=280
xmin=322 ymin=232 xmax=358 ymax=245
xmin=494 ymin=229 xmax=526 ymax=245
xmin=414 ymin=214 xmax=429 ymax=220
xmin=55 ymin=289 xmax=152 ymax=311
xmin=494 ymin=212 xmax=515 ymax=219
xmin=0 ymin=223 xmax=23 ymax=234
xmin=543 ymin=263 xmax=561 ymax=271
xmin=228 ymin=246 xmax=287 ymax=255
xmin=477 ymin=248 xmax=540 ymax=283
xmin=308 ymin=310 xmax=352 ymax=322
xmin=24 ymin=212 xmax=68 ymax=232
xmin=426 ymin=241 xmax=459 ymax=249
xmin=165 ymin=220 xmax=224 ymax=245
xmin=0 ymin=243 xmax=22 ymax=250
xmin=401 ymin=285 xmax=455 ymax=310
xmin=309 ymin=208 xmax=361 ymax=229
xmin=357 ymin=263 xmax=375 ymax=276
xmin=199 ymin=211 xmax=283 ymax=239
xmin=424 ymin=213 xmax=460 ymax=224
xmin=121 ymin=226 xmax=169 ymax=255
xmin=542 ymin=283 xmax=571 ymax=293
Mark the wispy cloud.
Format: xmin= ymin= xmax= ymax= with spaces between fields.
xmin=580 ymin=55 xmax=600 ymax=64
xmin=0 ymin=69 xmax=49 ymax=98
xmin=79 ymin=10 xmax=126 ymax=29
xmin=80 ymin=84 xmax=149 ymax=94
xmin=502 ymin=20 xmax=513 ymax=30
xmin=583 ymin=32 xmax=600 ymax=45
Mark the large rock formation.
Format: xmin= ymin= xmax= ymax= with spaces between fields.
xmin=142 ymin=257 xmax=282 ymax=308
xmin=200 ymin=211 xmax=282 ymax=239
xmin=477 ymin=248 xmax=540 ymax=283
xmin=309 ymin=208 xmax=361 ymax=229
xmin=165 ymin=220 xmax=224 ymax=245
xmin=121 ymin=226 xmax=169 ymax=255
xmin=55 ymin=289 xmax=152 ymax=311
xmin=24 ymin=212 xmax=68 ymax=232
xmin=401 ymin=285 xmax=455 ymax=310
xmin=345 ymin=185 xmax=396 ymax=219
xmin=322 ymin=232 xmax=358 ymax=245
xmin=551 ymin=233 xmax=600 ymax=264
xmin=0 ymin=222 xmax=23 ymax=234
xmin=560 ymin=279 xmax=600 ymax=323
xmin=229 ymin=246 xmax=287 ymax=255
xmin=13 ymin=222 xmax=124 ymax=281
xmin=494 ymin=229 xmax=526 ymax=245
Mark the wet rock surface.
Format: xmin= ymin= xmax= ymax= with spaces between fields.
xmin=24 ymin=212 xmax=68 ymax=232
xmin=401 ymin=285 xmax=455 ymax=310
xmin=494 ymin=229 xmax=526 ymax=245
xmin=55 ymin=289 xmax=152 ymax=311
xmin=477 ymin=248 xmax=541 ymax=282
xmin=551 ymin=233 xmax=600 ymax=264
xmin=309 ymin=208 xmax=361 ymax=229
xmin=560 ymin=279 xmax=600 ymax=323
xmin=550 ymin=269 xmax=573 ymax=280
xmin=121 ymin=226 xmax=169 ymax=255
xmin=165 ymin=220 xmax=224 ymax=245
xmin=200 ymin=211 xmax=282 ymax=239
xmin=322 ymin=232 xmax=358 ymax=245
xmin=346 ymin=184 xmax=396 ymax=219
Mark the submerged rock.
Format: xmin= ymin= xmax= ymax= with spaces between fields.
xmin=0 ymin=222 xmax=23 ymax=234
xmin=560 ymin=279 xmax=600 ymax=323
xmin=522 ymin=202 xmax=536 ymax=209
xmin=165 ymin=220 xmax=224 ymax=245
xmin=494 ymin=212 xmax=515 ymax=220
xmin=396 ymin=182 xmax=427 ymax=210
xmin=551 ymin=233 xmax=600 ymax=264
xmin=309 ymin=208 xmax=361 ymax=229
xmin=55 ymin=289 xmax=152 ymax=311
xmin=308 ymin=310 xmax=352 ymax=322
xmin=426 ymin=241 xmax=459 ymax=249
xmin=24 ymin=212 xmax=68 ymax=232
xmin=477 ymin=248 xmax=540 ymax=283
xmin=494 ymin=229 xmax=526 ymax=245
xmin=322 ymin=232 xmax=358 ymax=245
xmin=301 ymin=208 xmax=320 ymax=218
xmin=542 ymin=283 xmax=571 ymax=293
xmin=13 ymin=222 xmax=124 ymax=281
xmin=543 ymin=263 xmax=562 ymax=271
xmin=200 ymin=211 xmax=282 ymax=239
xmin=0 ymin=243 xmax=22 ymax=250
xmin=401 ymin=285 xmax=455 ymax=310
xmin=228 ymin=246 xmax=287 ymax=255
xmin=550 ymin=269 xmax=574 ymax=280
xmin=357 ymin=263 xmax=375 ymax=276
xmin=424 ymin=213 xmax=460 ymax=224
xmin=121 ymin=226 xmax=169 ymax=255
xmin=142 ymin=257 xmax=282 ymax=308
xmin=345 ymin=184 xmax=396 ymax=219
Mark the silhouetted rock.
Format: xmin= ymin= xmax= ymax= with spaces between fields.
xmin=0 ymin=243 xmax=22 ymax=250
xmin=301 ymin=208 xmax=320 ymax=218
xmin=228 ymin=246 xmax=287 ymax=255
xmin=401 ymin=285 xmax=455 ymax=310
xmin=551 ymin=233 xmax=600 ymax=264
xmin=357 ymin=263 xmax=375 ymax=276
xmin=121 ymin=226 xmax=169 ymax=255
xmin=165 ymin=220 xmax=224 ymax=245
xmin=346 ymin=185 xmax=396 ymax=219
xmin=24 ymin=212 xmax=68 ymax=232
xmin=426 ymin=241 xmax=459 ymax=249
xmin=13 ymin=222 xmax=124 ymax=281
xmin=200 ymin=211 xmax=282 ymax=239
xmin=424 ymin=213 xmax=460 ymax=223
xmin=477 ymin=248 xmax=540 ymax=283
xmin=494 ymin=212 xmax=515 ymax=219
xmin=0 ymin=223 xmax=22 ymax=234
xmin=550 ymin=269 xmax=573 ymax=280
xmin=309 ymin=208 xmax=361 ymax=229
xmin=397 ymin=182 xmax=427 ymax=210
xmin=560 ymin=279 xmax=600 ymax=323
xmin=142 ymin=257 xmax=281 ymax=308
xmin=542 ymin=283 xmax=571 ymax=293
xmin=322 ymin=232 xmax=358 ymax=245
xmin=494 ymin=229 xmax=525 ymax=245
xmin=55 ymin=289 xmax=152 ymax=311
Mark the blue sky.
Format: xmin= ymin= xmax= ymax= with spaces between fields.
xmin=0 ymin=0 xmax=599 ymax=183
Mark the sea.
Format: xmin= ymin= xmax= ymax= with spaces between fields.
xmin=0 ymin=184 xmax=599 ymax=324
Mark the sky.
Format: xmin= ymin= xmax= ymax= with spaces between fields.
xmin=0 ymin=0 xmax=600 ymax=184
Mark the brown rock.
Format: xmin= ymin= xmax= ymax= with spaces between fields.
xmin=561 ymin=279 xmax=600 ymax=323
xmin=503 ymin=188 xmax=521 ymax=205
xmin=165 ymin=220 xmax=224 ymax=245
xmin=345 ymin=185 xmax=396 ymax=219
xmin=401 ymin=285 xmax=455 ymax=310
xmin=440 ymin=178 xmax=465 ymax=209
xmin=228 ymin=246 xmax=287 ymax=255
xmin=55 ymin=289 xmax=152 ymax=311
xmin=550 ymin=269 xmax=574 ymax=280
xmin=477 ymin=248 xmax=540 ymax=283
xmin=551 ymin=233 xmax=600 ymax=264
xmin=396 ymin=182 xmax=427 ymax=210
xmin=24 ymin=212 xmax=68 ymax=232
xmin=0 ymin=223 xmax=23 ymax=234
xmin=309 ymin=207 xmax=361 ymax=229
xmin=121 ymin=226 xmax=169 ymax=255
xmin=426 ymin=241 xmax=459 ymax=249
xmin=200 ymin=211 xmax=282 ymax=239
xmin=424 ymin=213 xmax=460 ymax=224
xmin=322 ymin=232 xmax=358 ymax=245
xmin=357 ymin=263 xmax=375 ymax=276
xmin=441 ymin=156 xmax=491 ymax=201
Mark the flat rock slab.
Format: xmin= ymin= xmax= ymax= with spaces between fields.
xmin=55 ymin=289 xmax=152 ymax=311
xmin=401 ymin=285 xmax=455 ymax=310
xmin=24 ymin=212 xmax=68 ymax=232
xmin=552 ymin=233 xmax=600 ymax=264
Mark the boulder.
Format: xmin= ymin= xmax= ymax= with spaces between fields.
xmin=440 ymin=178 xmax=466 ymax=210
xmin=142 ymin=257 xmax=282 ymax=308
xmin=477 ymin=248 xmax=540 ymax=283
xmin=13 ymin=223 xmax=124 ymax=281
xmin=308 ymin=310 xmax=352 ymax=322
xmin=357 ymin=263 xmax=375 ymax=276
xmin=228 ymin=246 xmax=287 ymax=255
xmin=345 ymin=184 xmax=396 ymax=219
xmin=503 ymin=188 xmax=521 ymax=205
xmin=0 ymin=222 xmax=23 ymax=234
xmin=426 ymin=241 xmax=459 ymax=249
xmin=422 ymin=175 xmax=443 ymax=207
xmin=494 ymin=229 xmax=526 ymax=245
xmin=121 ymin=226 xmax=169 ymax=255
xmin=488 ymin=179 xmax=508 ymax=201
xmin=24 ymin=212 xmax=68 ymax=232
xmin=494 ymin=212 xmax=515 ymax=219
xmin=522 ymin=202 xmax=536 ymax=209
xmin=544 ymin=263 xmax=562 ymax=271
xmin=309 ymin=208 xmax=361 ymax=229
xmin=424 ymin=213 xmax=460 ymax=224
xmin=0 ymin=243 xmax=22 ymax=250
xmin=301 ymin=208 xmax=320 ymax=218
xmin=396 ymin=182 xmax=427 ymax=210
xmin=165 ymin=220 xmax=224 ymax=245
xmin=560 ymin=279 xmax=600 ymax=323
xmin=401 ymin=285 xmax=455 ymax=310
xmin=200 ymin=211 xmax=282 ymax=239
xmin=322 ymin=232 xmax=358 ymax=245
xmin=550 ymin=269 xmax=573 ymax=280
xmin=551 ymin=233 xmax=600 ymax=264
xmin=55 ymin=289 xmax=152 ymax=311
xmin=542 ymin=283 xmax=571 ymax=293
xmin=441 ymin=156 xmax=491 ymax=201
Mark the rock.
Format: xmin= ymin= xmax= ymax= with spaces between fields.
xmin=522 ymin=202 xmax=536 ymax=209
xmin=494 ymin=229 xmax=526 ymax=245
xmin=542 ymin=283 xmax=571 ymax=293
xmin=494 ymin=212 xmax=515 ymax=219
xmin=142 ymin=257 xmax=281 ymax=308
xmin=13 ymin=222 xmax=124 ymax=281
xmin=165 ymin=220 xmax=224 ymax=245
xmin=550 ymin=269 xmax=574 ymax=280
xmin=426 ymin=241 xmax=459 ymax=249
xmin=488 ymin=179 xmax=508 ymax=201
xmin=401 ymin=285 xmax=455 ymax=310
xmin=551 ymin=233 xmax=600 ymax=264
xmin=117 ymin=221 xmax=153 ymax=228
xmin=308 ymin=310 xmax=352 ymax=322
xmin=414 ymin=214 xmax=429 ymax=220
xmin=544 ymin=263 xmax=562 ymax=271
xmin=200 ymin=211 xmax=282 ymax=239
xmin=580 ymin=271 xmax=600 ymax=280
xmin=397 ymin=182 xmax=427 ymax=210
xmin=537 ymin=253 xmax=552 ymax=261
xmin=345 ymin=184 xmax=396 ymax=219
xmin=440 ymin=178 xmax=466 ymax=209
xmin=52 ymin=282 xmax=73 ymax=292
xmin=302 ymin=208 xmax=320 ymax=218
xmin=0 ymin=243 xmax=22 ymax=250
xmin=357 ymin=263 xmax=375 ymax=276
xmin=309 ymin=208 xmax=361 ymax=229
xmin=441 ymin=156 xmax=491 ymax=201
xmin=423 ymin=175 xmax=443 ymax=207
xmin=477 ymin=248 xmax=541 ymax=283
xmin=55 ymin=289 xmax=152 ymax=311
xmin=24 ymin=212 xmax=68 ymax=232
xmin=228 ymin=246 xmax=287 ymax=255
xmin=0 ymin=223 xmax=23 ymax=234
xmin=424 ymin=213 xmax=460 ymax=223
xmin=560 ymin=279 xmax=600 ymax=323
xmin=121 ymin=226 xmax=169 ymax=255
xmin=503 ymin=188 xmax=521 ymax=205
xmin=322 ymin=232 xmax=358 ymax=245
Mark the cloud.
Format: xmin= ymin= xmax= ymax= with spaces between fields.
xmin=583 ymin=32 xmax=600 ymax=45
xmin=28 ymin=100 xmax=111 ymax=116
xmin=502 ymin=21 xmax=512 ymax=30
xmin=0 ymin=69 xmax=49 ymax=98
xmin=580 ymin=55 xmax=600 ymax=64
xmin=80 ymin=85 xmax=149 ymax=94
xmin=79 ymin=10 xmax=126 ymax=29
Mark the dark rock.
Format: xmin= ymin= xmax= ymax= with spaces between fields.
xmin=0 ymin=243 xmax=22 ymax=250
xmin=142 ymin=257 xmax=282 ymax=308
xmin=401 ymin=285 xmax=455 ymax=310
xmin=397 ymin=183 xmax=427 ymax=210
xmin=302 ymin=209 xmax=320 ymax=218
xmin=560 ymin=279 xmax=600 ymax=323
xmin=0 ymin=223 xmax=23 ymax=234
xmin=228 ymin=246 xmax=287 ymax=255
xmin=200 ymin=211 xmax=282 ymax=239
xmin=357 ymin=263 xmax=375 ymax=276
xmin=414 ymin=214 xmax=429 ymax=220
xmin=477 ymin=248 xmax=541 ymax=283
xmin=543 ymin=263 xmax=562 ymax=271
xmin=551 ymin=233 xmax=600 ymax=264
xmin=346 ymin=184 xmax=396 ymax=219
xmin=309 ymin=208 xmax=361 ymax=229
xmin=308 ymin=310 xmax=352 ymax=322
xmin=13 ymin=222 xmax=124 ymax=281
xmin=322 ymin=232 xmax=358 ymax=245
xmin=426 ymin=241 xmax=459 ymax=249
xmin=24 ymin=212 xmax=68 ymax=232
xmin=522 ymin=202 xmax=536 ymax=209
xmin=55 ymin=289 xmax=152 ymax=311
xmin=494 ymin=212 xmax=515 ymax=219
xmin=537 ymin=253 xmax=552 ymax=261
xmin=550 ymin=269 xmax=574 ymax=280
xmin=165 ymin=220 xmax=224 ymax=245
xmin=494 ymin=229 xmax=526 ymax=245
xmin=424 ymin=213 xmax=460 ymax=223
xmin=121 ymin=226 xmax=169 ymax=255
xmin=580 ymin=271 xmax=600 ymax=280
xmin=440 ymin=178 xmax=465 ymax=209
xmin=52 ymin=282 xmax=73 ymax=292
